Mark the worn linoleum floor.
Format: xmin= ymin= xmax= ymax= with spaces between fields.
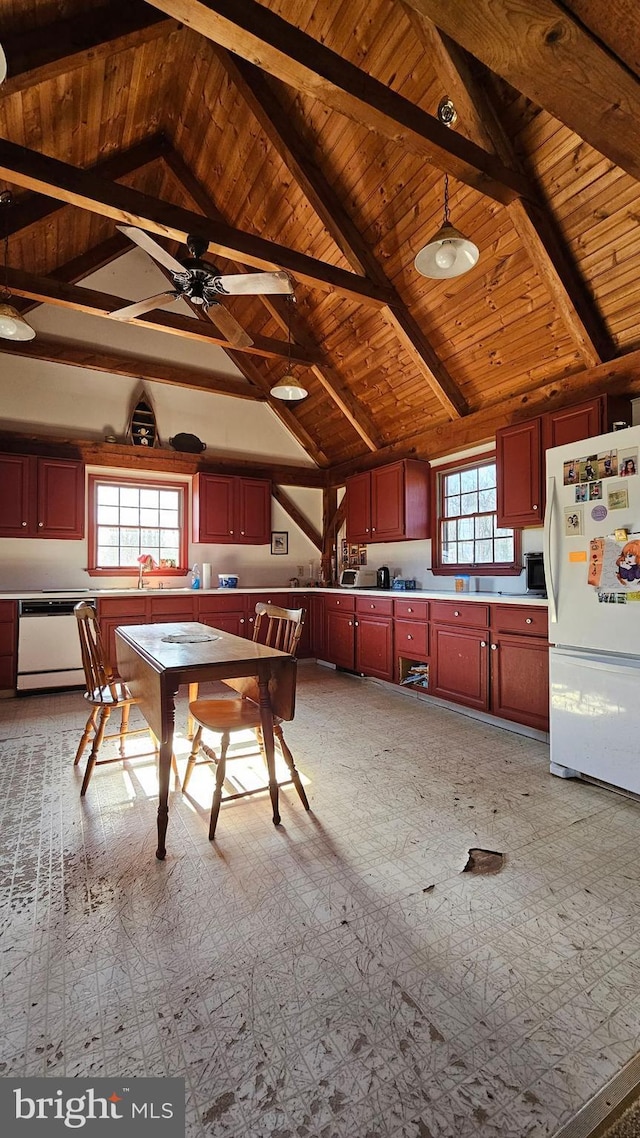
xmin=1 ymin=665 xmax=640 ymax=1137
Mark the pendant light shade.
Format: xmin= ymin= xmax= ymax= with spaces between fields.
xmin=414 ymin=174 xmax=479 ymax=280
xmin=0 ymin=43 xmax=6 ymax=85
xmin=0 ymin=191 xmax=36 ymax=341
xmin=0 ymin=302 xmax=36 ymax=340
xmin=270 ymin=295 xmax=308 ymax=401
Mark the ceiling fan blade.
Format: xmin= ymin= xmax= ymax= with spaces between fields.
xmin=109 ymin=291 xmax=178 ymax=320
xmin=117 ymin=225 xmax=186 ymax=275
xmin=214 ymin=271 xmax=294 ymax=296
xmin=205 ymin=303 xmax=254 ymax=348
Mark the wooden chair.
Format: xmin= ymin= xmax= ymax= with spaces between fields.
xmin=74 ymin=601 xmax=160 ymax=796
xmin=183 ymin=602 xmax=309 ymax=838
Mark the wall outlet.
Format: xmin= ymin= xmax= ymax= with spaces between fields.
xmin=297 ymin=565 xmax=304 ymax=576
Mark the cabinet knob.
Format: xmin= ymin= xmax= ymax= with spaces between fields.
xmin=525 ymin=617 xmax=533 ymax=624
xmin=407 ymin=607 xmax=413 ymax=613
xmin=336 ymin=600 xmax=340 ymax=605
xmin=348 ymin=620 xmax=353 ymax=627
xmin=354 ymin=620 xmax=359 ymax=627
xmin=480 ymin=640 xmax=487 ymax=648
xmin=370 ymin=603 xmax=375 ymax=608
xmin=240 ymin=531 xmax=245 ymax=535
xmin=365 ymin=527 xmax=369 ymax=533
xmin=229 ymin=530 xmax=234 ymax=534
xmin=372 ymin=527 xmax=376 ymax=532
xmin=22 ymin=521 xmax=27 ymax=526
xmin=38 ymin=521 xmax=43 ymax=527
xmin=532 ymin=505 xmax=538 ymax=511
xmin=240 ymin=618 xmax=245 ymax=624
xmin=491 ymin=643 xmax=497 ymax=650
xmin=407 ymin=634 xmax=413 ymax=641
xmin=454 ymin=610 xmax=460 ymax=617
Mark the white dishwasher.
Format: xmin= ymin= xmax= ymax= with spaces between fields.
xmin=17 ymin=596 xmax=95 ymax=691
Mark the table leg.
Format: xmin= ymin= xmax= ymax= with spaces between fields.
xmin=156 ymin=684 xmax=177 ymax=860
xmin=258 ymin=673 xmax=280 ymax=826
xmin=187 ymin=681 xmax=199 ymax=739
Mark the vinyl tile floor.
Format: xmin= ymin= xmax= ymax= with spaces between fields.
xmin=1 ymin=665 xmax=640 ymax=1137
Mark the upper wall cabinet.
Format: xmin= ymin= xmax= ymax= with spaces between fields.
xmin=192 ymin=473 xmax=271 ymax=544
xmin=346 ymin=460 xmax=430 ymax=543
xmin=497 ymin=395 xmax=632 ymax=528
xmin=0 ymin=454 xmax=85 ymax=539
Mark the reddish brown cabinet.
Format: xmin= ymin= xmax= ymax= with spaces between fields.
xmin=308 ymin=594 xmax=326 ymax=659
xmin=98 ymin=596 xmax=149 ymax=670
xmin=325 ymin=595 xmax=356 ymax=669
xmin=431 ymin=624 xmax=490 ymax=712
xmin=192 ymin=473 xmax=271 ymax=544
xmin=149 ymin=595 xmax=195 ymax=624
xmin=346 ymin=460 xmax=430 ymax=543
xmin=0 ymin=454 xmax=85 ymax=539
xmin=490 ymin=633 xmax=549 ymax=731
xmin=355 ymin=596 xmax=393 ymax=680
xmin=0 ymin=600 xmax=17 ymax=691
xmin=497 ymin=395 xmax=631 ymax=528
xmin=197 ymin=592 xmax=248 ymax=637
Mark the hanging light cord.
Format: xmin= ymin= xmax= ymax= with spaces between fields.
xmin=442 ymin=173 xmax=450 ymax=226
xmin=0 ymin=191 xmax=10 ymax=302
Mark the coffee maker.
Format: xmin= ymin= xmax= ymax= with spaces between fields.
xmin=376 ymin=566 xmax=391 ymax=589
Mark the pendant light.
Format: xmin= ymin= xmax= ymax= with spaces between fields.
xmin=414 ymin=172 xmax=479 ymax=279
xmin=0 ymin=43 xmax=6 ymax=85
xmin=270 ymin=294 xmax=308 ymax=401
xmin=0 ymin=191 xmax=36 ymax=341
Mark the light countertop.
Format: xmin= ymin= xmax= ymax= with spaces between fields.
xmin=2 ymin=587 xmax=548 ymax=606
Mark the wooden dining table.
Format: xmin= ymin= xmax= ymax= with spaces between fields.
xmin=115 ymin=621 xmax=297 ymax=859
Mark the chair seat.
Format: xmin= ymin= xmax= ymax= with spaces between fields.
xmin=188 ymin=697 xmax=278 ymax=732
xmin=86 ymin=681 xmax=132 ymax=707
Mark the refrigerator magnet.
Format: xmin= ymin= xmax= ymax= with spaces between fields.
xmin=564 ymin=505 xmax=583 ymax=536
xmin=608 ymin=485 xmax=629 ymax=511
xmin=591 ymin=504 xmax=607 ymax=522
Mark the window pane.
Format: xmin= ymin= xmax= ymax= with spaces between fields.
xmin=461 ymin=493 xmax=477 ymax=515
xmin=444 ymin=494 xmax=460 ymax=518
xmin=97 ymin=504 xmax=119 ymax=524
xmin=458 ymin=541 xmax=474 ymax=563
xmin=475 ymin=514 xmax=493 ymax=539
xmin=442 ymin=543 xmax=457 ymax=563
xmin=445 ymin=472 xmax=460 ymax=495
xmin=121 ymin=506 xmax=139 ymax=525
xmin=458 ymin=517 xmax=474 ymax=540
xmin=98 ymin=548 xmax=119 ymax=566
xmin=495 ymin=538 xmax=514 ymax=562
xmin=140 ymin=508 xmax=159 ymax=526
xmin=141 ymin=528 xmax=159 ymax=546
xmin=478 ymin=464 xmax=496 ymax=490
xmin=475 ymin=540 xmax=493 ymax=562
xmin=159 ymin=509 xmax=179 ymax=527
xmin=97 ymin=526 xmax=119 ymax=546
xmin=97 ymin=485 xmax=119 ymax=505
xmin=494 ymin=525 xmax=512 ymax=538
xmin=460 ymin=468 xmax=478 ymax=493
xmin=479 ymin=488 xmax=496 ymax=512
xmin=120 ymin=488 xmax=139 ymax=507
xmin=140 ymin=489 xmax=159 ymax=508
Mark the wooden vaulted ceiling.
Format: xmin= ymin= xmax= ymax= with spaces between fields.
xmin=1 ymin=0 xmax=640 ymax=476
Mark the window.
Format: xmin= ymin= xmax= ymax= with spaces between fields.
xmin=432 ymin=455 xmax=521 ymax=575
xmin=88 ymin=475 xmax=188 ymax=576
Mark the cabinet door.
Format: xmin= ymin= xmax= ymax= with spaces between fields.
xmin=287 ymin=593 xmax=311 ymax=657
xmin=200 ymin=610 xmax=247 ymax=636
xmin=0 ymin=454 xmax=32 ymax=536
xmin=325 ymin=608 xmax=355 ymax=669
xmin=356 ymin=615 xmax=393 ymax=680
xmin=308 ymin=595 xmax=326 ymax=658
xmin=149 ymin=595 xmax=196 ymax=624
xmin=0 ymin=600 xmax=17 ymax=690
xmin=346 ymin=471 xmax=372 ymax=542
xmin=431 ymin=625 xmax=489 ymax=711
xmin=37 ymin=458 xmax=85 ymax=538
xmin=371 ymin=462 xmax=404 ymax=541
xmin=496 ymin=419 xmax=543 ymax=527
xmin=542 ymin=399 xmax=603 ymax=451
xmin=490 ymin=634 xmax=549 ymax=731
xmin=98 ymin=598 xmax=149 ymax=670
xmin=193 ymin=474 xmax=235 ymax=542
xmin=238 ymin=478 xmax=271 ymax=544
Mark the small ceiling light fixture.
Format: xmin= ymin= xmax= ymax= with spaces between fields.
xmin=0 ymin=191 xmax=36 ymax=341
xmin=269 ymin=294 xmax=308 ymax=401
xmin=414 ymin=96 xmax=479 ymax=280
xmin=414 ymin=172 xmax=479 ymax=279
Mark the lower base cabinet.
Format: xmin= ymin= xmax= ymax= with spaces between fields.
xmin=326 ymin=608 xmax=356 ymax=670
xmin=0 ymin=600 xmax=17 ymax=690
xmin=355 ymin=614 xmax=393 ymax=680
xmin=490 ymin=634 xmax=549 ymax=731
xmin=431 ymin=625 xmax=489 ymax=712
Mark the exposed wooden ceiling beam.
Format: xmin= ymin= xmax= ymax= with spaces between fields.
xmin=0 ymin=1 xmax=178 ymax=98
xmin=0 ymin=337 xmax=262 ymax=401
xmin=144 ymin=0 xmax=534 ymax=204
xmin=162 ymin=147 xmax=384 ymax=452
xmin=12 ymin=233 xmax=133 ymax=317
xmin=4 ymin=266 xmax=316 ymax=363
xmin=404 ymin=11 xmax=616 ymax=367
xmin=271 ymin=485 xmax=322 ymax=551
xmin=0 ymin=140 xmax=396 ymax=307
xmin=328 ymin=349 xmax=640 ymax=480
xmin=402 ymin=0 xmax=640 ymax=185
xmin=215 ymin=50 xmax=468 ymax=421
xmin=2 ymin=135 xmax=169 ymax=238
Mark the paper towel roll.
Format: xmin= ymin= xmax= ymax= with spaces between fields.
xmin=201 ymin=563 xmax=212 ymax=590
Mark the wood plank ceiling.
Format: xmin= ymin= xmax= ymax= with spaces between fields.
xmin=0 ymin=0 xmax=639 ymax=474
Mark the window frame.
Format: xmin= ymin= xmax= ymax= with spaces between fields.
xmin=430 ymin=451 xmax=522 ymax=576
xmin=87 ymin=473 xmax=189 ymax=578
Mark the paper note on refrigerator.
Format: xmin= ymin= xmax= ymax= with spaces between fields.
xmin=589 ymin=534 xmax=640 ymax=589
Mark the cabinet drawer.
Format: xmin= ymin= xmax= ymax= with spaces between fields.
xmin=98 ymin=597 xmax=148 ymax=618
xmin=150 ymin=596 xmax=196 ymax=619
xmin=198 ymin=594 xmax=247 ymax=614
xmin=430 ymin=601 xmax=489 ymax=629
xmin=394 ymin=599 xmax=428 ymax=621
xmin=356 ymin=595 xmax=393 ymax=616
xmin=395 ymin=620 xmax=429 ymax=657
xmin=492 ymin=605 xmax=548 ymax=639
xmin=324 ymin=593 xmax=355 ymax=612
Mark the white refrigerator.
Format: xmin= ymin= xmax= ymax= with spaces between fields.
xmin=544 ymin=424 xmax=640 ymax=794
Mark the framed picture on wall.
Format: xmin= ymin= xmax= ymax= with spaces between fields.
xmin=271 ymin=531 xmax=288 ymax=555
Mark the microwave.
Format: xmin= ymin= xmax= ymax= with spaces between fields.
xmin=525 ymin=552 xmax=546 ymax=596
xmin=339 ymin=568 xmax=377 ymax=588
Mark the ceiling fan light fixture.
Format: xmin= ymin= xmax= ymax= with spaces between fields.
xmin=414 ymin=222 xmax=479 ymax=279
xmin=0 ymin=302 xmax=36 ymax=340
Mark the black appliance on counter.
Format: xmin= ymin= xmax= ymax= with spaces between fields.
xmin=376 ymin=566 xmax=391 ymax=589
xmin=525 ymin=552 xmax=546 ymax=596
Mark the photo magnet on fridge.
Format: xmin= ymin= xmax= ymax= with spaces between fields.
xmin=564 ymin=505 xmax=584 ymax=536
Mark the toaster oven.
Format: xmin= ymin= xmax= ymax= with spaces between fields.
xmin=339 ymin=568 xmax=377 ymax=588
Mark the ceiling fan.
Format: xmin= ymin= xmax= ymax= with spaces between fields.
xmin=109 ymin=226 xmax=294 ymax=348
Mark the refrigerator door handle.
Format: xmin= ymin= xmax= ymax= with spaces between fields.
xmin=544 ymin=475 xmax=558 ymax=624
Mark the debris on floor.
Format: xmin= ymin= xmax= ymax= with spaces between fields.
xmin=462 ymin=848 xmax=504 ymax=875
